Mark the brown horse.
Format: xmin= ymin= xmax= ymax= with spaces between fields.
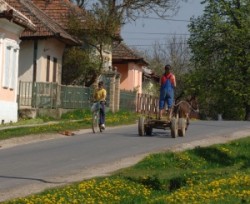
xmin=172 ymin=96 xmax=199 ymax=130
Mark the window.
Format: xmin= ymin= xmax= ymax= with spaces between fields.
xmin=52 ymin=57 xmax=57 ymax=82
xmin=2 ymin=46 xmax=11 ymax=88
xmin=46 ymin=55 xmax=50 ymax=82
xmin=2 ymin=39 xmax=19 ymax=89
xmin=9 ymin=49 xmax=18 ymax=89
xmin=33 ymin=40 xmax=38 ymax=82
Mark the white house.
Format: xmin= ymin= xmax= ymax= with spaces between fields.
xmin=0 ymin=0 xmax=35 ymax=123
xmin=5 ymin=0 xmax=81 ymax=84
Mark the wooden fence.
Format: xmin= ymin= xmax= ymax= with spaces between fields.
xmin=136 ymin=93 xmax=159 ymax=115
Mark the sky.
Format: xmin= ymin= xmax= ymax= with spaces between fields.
xmin=120 ymin=0 xmax=205 ymax=51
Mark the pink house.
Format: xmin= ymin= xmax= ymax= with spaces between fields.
xmin=112 ymin=42 xmax=148 ymax=94
xmin=0 ymin=0 xmax=35 ymax=123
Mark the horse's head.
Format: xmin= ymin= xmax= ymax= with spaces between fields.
xmin=187 ymin=96 xmax=199 ymax=112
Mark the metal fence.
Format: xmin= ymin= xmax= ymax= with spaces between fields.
xmin=18 ymin=81 xmax=139 ymax=112
xmin=60 ymin=85 xmax=92 ymax=109
xmin=18 ymin=81 xmax=93 ymax=109
xmin=120 ymin=90 xmax=137 ymax=111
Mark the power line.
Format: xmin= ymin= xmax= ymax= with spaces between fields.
xmin=138 ymin=16 xmax=191 ymax=22
xmin=127 ymin=42 xmax=189 ymax=47
xmin=124 ymin=38 xmax=177 ymax=41
xmin=122 ymin=31 xmax=190 ymax=36
xmin=124 ymin=37 xmax=189 ymax=41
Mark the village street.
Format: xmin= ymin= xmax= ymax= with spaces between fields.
xmin=0 ymin=120 xmax=250 ymax=201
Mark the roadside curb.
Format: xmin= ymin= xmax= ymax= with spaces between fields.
xmin=0 ymin=124 xmax=136 ymax=150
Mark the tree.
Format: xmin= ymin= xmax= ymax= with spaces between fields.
xmin=142 ymin=35 xmax=191 ymax=98
xmin=62 ymin=47 xmax=101 ymax=85
xmin=65 ymin=0 xmax=181 ymax=86
xmin=187 ymin=0 xmax=250 ymax=120
xmin=71 ymin=0 xmax=181 ymax=22
xmin=66 ymin=3 xmax=121 ymax=86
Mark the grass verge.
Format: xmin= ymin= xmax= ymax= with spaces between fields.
xmin=0 ymin=109 xmax=139 ymax=140
xmin=3 ymin=137 xmax=250 ymax=204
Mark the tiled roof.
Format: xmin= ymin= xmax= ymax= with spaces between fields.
xmin=112 ymin=42 xmax=148 ymax=65
xmin=5 ymin=0 xmax=80 ymax=45
xmin=143 ymin=67 xmax=160 ymax=82
xmin=0 ymin=0 xmax=36 ymax=31
xmin=31 ymin=0 xmax=86 ymax=29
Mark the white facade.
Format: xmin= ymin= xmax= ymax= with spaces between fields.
xmin=0 ymin=18 xmax=24 ymax=123
xmin=19 ymin=38 xmax=65 ymax=83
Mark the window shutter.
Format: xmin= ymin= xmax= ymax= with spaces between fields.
xmin=2 ymin=46 xmax=11 ymax=88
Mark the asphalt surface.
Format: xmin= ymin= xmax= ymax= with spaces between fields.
xmin=0 ymin=120 xmax=250 ymax=201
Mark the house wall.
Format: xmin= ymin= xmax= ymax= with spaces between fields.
xmin=18 ymin=40 xmax=33 ymax=82
xmin=128 ymin=63 xmax=142 ymax=93
xmin=115 ymin=62 xmax=142 ymax=93
xmin=0 ymin=19 xmax=24 ymax=123
xmin=19 ymin=38 xmax=65 ymax=83
xmin=102 ymin=46 xmax=112 ymax=71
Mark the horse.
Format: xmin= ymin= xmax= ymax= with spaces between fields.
xmin=172 ymin=95 xmax=199 ymax=130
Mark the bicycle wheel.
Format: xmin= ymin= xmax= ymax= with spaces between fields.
xmin=92 ymin=112 xmax=99 ymax=133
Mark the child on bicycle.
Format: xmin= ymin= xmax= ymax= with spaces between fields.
xmin=93 ymin=81 xmax=107 ymax=130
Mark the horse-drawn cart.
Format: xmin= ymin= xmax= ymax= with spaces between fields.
xmin=138 ymin=114 xmax=187 ymax=138
xmin=136 ymin=94 xmax=198 ymax=138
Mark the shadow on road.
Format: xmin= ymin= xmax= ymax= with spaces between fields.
xmin=0 ymin=175 xmax=64 ymax=184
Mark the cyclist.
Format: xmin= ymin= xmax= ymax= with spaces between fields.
xmin=93 ymin=81 xmax=107 ymax=130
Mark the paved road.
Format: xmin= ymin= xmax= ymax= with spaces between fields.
xmin=0 ymin=120 xmax=250 ymax=201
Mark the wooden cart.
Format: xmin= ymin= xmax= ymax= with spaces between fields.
xmin=137 ymin=93 xmax=188 ymax=138
xmin=138 ymin=114 xmax=187 ymax=138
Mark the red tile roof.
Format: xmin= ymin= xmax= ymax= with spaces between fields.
xmin=112 ymin=42 xmax=148 ymax=65
xmin=5 ymin=0 xmax=81 ymax=45
xmin=31 ymin=0 xmax=86 ymax=29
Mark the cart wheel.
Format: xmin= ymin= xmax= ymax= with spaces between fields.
xmin=178 ymin=118 xmax=187 ymax=137
xmin=171 ymin=117 xmax=178 ymax=138
xmin=145 ymin=126 xmax=153 ymax=136
xmin=138 ymin=116 xmax=145 ymax=136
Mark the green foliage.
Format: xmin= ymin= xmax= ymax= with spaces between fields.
xmin=127 ymin=175 xmax=163 ymax=191
xmin=142 ymin=80 xmax=160 ymax=97
xmin=187 ymin=0 xmax=250 ymax=120
xmin=142 ymin=35 xmax=191 ymax=99
xmin=67 ymin=3 xmax=121 ymax=68
xmin=61 ymin=109 xmax=92 ymax=120
xmin=62 ymin=47 xmax=100 ymax=86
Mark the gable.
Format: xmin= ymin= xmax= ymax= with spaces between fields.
xmin=5 ymin=0 xmax=80 ymax=45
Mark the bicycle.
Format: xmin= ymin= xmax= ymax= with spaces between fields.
xmin=91 ymin=102 xmax=104 ymax=133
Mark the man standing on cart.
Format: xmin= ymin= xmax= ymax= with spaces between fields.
xmin=159 ymin=64 xmax=176 ymax=120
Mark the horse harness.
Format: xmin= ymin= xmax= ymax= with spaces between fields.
xmin=173 ymin=100 xmax=199 ymax=113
